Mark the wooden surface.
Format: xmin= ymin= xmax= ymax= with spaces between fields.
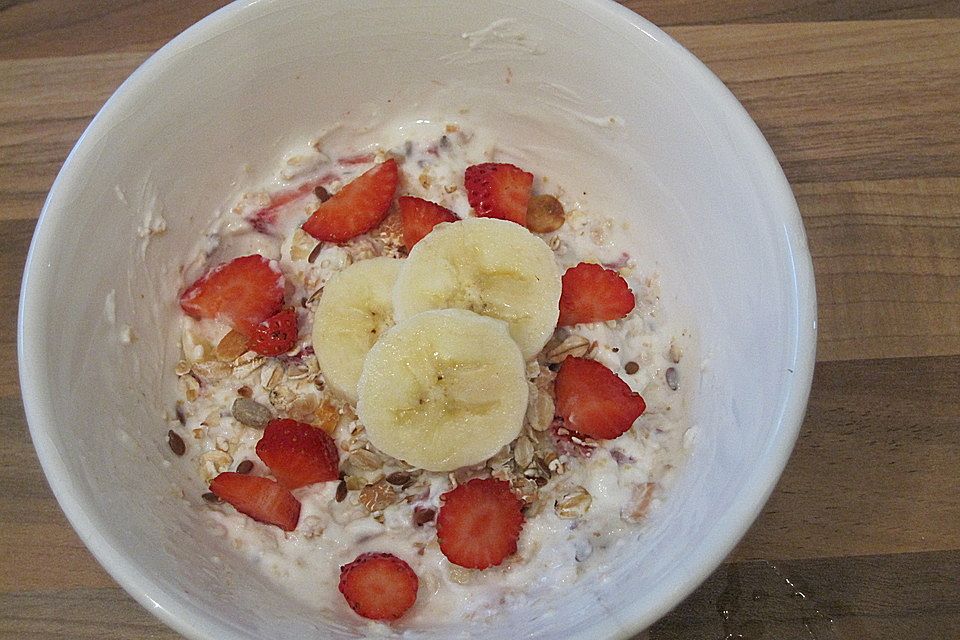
xmin=1 ymin=1 xmax=958 ymax=638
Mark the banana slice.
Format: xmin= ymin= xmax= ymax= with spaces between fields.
xmin=357 ymin=309 xmax=527 ymax=472
xmin=392 ymin=217 xmax=561 ymax=360
xmin=312 ymin=257 xmax=402 ymax=402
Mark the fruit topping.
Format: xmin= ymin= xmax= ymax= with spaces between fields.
xmin=392 ymin=217 xmax=561 ymax=360
xmin=179 ymin=255 xmax=284 ymax=336
xmin=558 ymin=262 xmax=635 ymax=326
xmin=209 ymin=472 xmax=301 ymax=531
xmin=526 ymin=194 xmax=565 ymax=233
xmin=302 ymin=158 xmax=399 ymax=242
xmin=554 ymin=356 xmax=645 ymax=440
xmin=397 ymin=196 xmax=458 ymax=250
xmin=255 ymin=418 xmax=340 ymax=489
xmin=436 ymin=478 xmax=525 ymax=569
xmin=249 ymin=307 xmax=299 ymax=357
xmin=338 ymin=552 xmax=419 ymax=621
xmin=356 ymin=310 xmax=526 ymax=472
xmin=464 ymin=162 xmax=533 ymax=226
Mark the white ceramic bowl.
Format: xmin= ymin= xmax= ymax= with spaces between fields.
xmin=19 ymin=1 xmax=816 ymax=638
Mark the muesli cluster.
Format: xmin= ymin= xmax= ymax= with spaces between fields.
xmin=166 ymin=123 xmax=690 ymax=624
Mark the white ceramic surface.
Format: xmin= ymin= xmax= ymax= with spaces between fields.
xmin=19 ymin=0 xmax=816 ymax=638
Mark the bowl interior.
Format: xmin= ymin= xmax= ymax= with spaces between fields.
xmin=20 ymin=1 xmax=815 ymax=638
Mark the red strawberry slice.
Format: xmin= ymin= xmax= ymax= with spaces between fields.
xmin=436 ymin=478 xmax=524 ymax=569
xmin=558 ymin=262 xmax=636 ymax=326
xmin=209 ymin=472 xmax=301 ymax=531
xmin=302 ymin=158 xmax=399 ymax=243
xmin=398 ymin=196 xmax=458 ymax=250
xmin=339 ymin=552 xmax=419 ymax=621
xmin=247 ymin=173 xmax=336 ymax=235
xmin=555 ymin=356 xmax=645 ymax=440
xmin=249 ymin=307 xmax=298 ymax=356
xmin=464 ymin=162 xmax=533 ymax=226
xmin=179 ymin=255 xmax=284 ymax=337
xmin=255 ymin=418 xmax=339 ymax=489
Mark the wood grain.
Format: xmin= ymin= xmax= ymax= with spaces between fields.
xmin=670 ymin=20 xmax=960 ymax=184
xmin=730 ymin=355 xmax=960 ymax=561
xmin=798 ymin=178 xmax=960 ymax=361
xmin=0 ymin=0 xmax=230 ymax=60
xmin=2 ymin=0 xmax=958 ymax=61
xmin=2 ymin=1 xmax=959 ymax=639
xmin=0 ymin=52 xmax=149 ymax=222
xmin=651 ymin=551 xmax=960 ymax=639
xmin=622 ymin=0 xmax=960 ymax=25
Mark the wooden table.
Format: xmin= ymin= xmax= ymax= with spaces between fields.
xmin=2 ymin=1 xmax=957 ymax=638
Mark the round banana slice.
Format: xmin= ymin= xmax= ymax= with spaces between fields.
xmin=357 ymin=309 xmax=528 ymax=472
xmin=392 ymin=217 xmax=561 ymax=360
xmin=312 ymin=257 xmax=402 ymax=402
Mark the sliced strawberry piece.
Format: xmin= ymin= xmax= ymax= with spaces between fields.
xmin=255 ymin=418 xmax=339 ymax=489
xmin=179 ymin=255 xmax=284 ymax=336
xmin=339 ymin=552 xmax=419 ymax=621
xmin=397 ymin=196 xmax=458 ymax=250
xmin=249 ymin=307 xmax=298 ymax=356
xmin=209 ymin=472 xmax=300 ymax=531
xmin=555 ymin=356 xmax=645 ymax=440
xmin=464 ymin=162 xmax=533 ymax=226
xmin=436 ymin=478 xmax=524 ymax=569
xmin=247 ymin=173 xmax=336 ymax=235
xmin=558 ymin=262 xmax=636 ymax=326
xmin=302 ymin=159 xmax=398 ymax=243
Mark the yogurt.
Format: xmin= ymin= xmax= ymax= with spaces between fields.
xmin=170 ymin=120 xmax=692 ymax=629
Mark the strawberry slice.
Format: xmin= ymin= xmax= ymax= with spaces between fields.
xmin=209 ymin=472 xmax=301 ymax=531
xmin=436 ymin=478 xmax=524 ymax=569
xmin=558 ymin=262 xmax=636 ymax=326
xmin=249 ymin=307 xmax=298 ymax=356
xmin=555 ymin=357 xmax=645 ymax=440
xmin=339 ymin=552 xmax=419 ymax=621
xmin=302 ymin=158 xmax=398 ymax=243
xmin=397 ymin=196 xmax=458 ymax=250
xmin=255 ymin=418 xmax=339 ymax=489
xmin=464 ymin=162 xmax=533 ymax=226
xmin=179 ymin=255 xmax=284 ymax=337
xmin=247 ymin=173 xmax=336 ymax=235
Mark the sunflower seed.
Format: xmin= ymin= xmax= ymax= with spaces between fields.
xmin=413 ymin=506 xmax=436 ymax=526
xmin=385 ymin=471 xmax=412 ymax=486
xmin=167 ymin=430 xmax=186 ymax=456
xmin=665 ymin=366 xmax=679 ymax=390
xmin=232 ymin=397 xmax=272 ymax=429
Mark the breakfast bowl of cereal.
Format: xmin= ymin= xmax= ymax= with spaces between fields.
xmin=18 ymin=0 xmax=816 ymax=638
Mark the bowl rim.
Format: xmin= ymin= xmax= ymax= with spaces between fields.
xmin=18 ymin=0 xmax=817 ymax=638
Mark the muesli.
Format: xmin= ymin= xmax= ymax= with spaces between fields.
xmin=166 ymin=122 xmax=692 ymax=625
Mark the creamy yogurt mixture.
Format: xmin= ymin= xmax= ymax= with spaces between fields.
xmin=170 ymin=120 xmax=693 ymax=629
